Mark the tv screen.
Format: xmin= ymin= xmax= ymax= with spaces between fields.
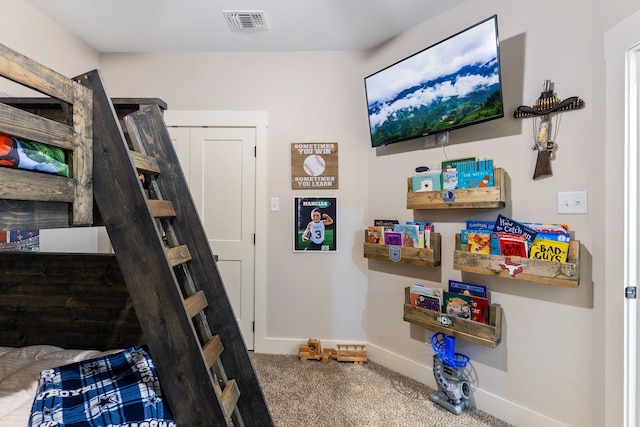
xmin=364 ymin=15 xmax=504 ymax=148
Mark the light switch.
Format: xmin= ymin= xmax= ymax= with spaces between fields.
xmin=557 ymin=191 xmax=588 ymax=214
xmin=270 ymin=197 xmax=280 ymax=212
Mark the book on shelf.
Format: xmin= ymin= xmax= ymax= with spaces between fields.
xmin=466 ymin=230 xmax=491 ymax=254
xmin=448 ymin=280 xmax=487 ymax=298
xmin=394 ymin=224 xmax=422 ymax=248
xmin=383 ymin=231 xmax=403 ymax=246
xmin=441 ymin=156 xmax=478 ymax=171
xmin=493 ymin=214 xmax=537 ymax=243
xmin=443 ymin=291 xmax=473 ymax=320
xmin=407 ymin=221 xmax=434 ymax=232
xmin=529 ymin=233 xmax=570 ymax=263
xmin=442 ymin=169 xmax=458 ymax=190
xmin=497 ymin=232 xmax=528 ymax=258
xmin=471 ymin=296 xmax=490 ymax=324
xmin=374 ymin=219 xmax=399 ymax=231
xmin=411 ymin=171 xmax=442 ymax=192
xmin=447 ymin=280 xmax=489 ymax=324
xmin=466 ymin=220 xmax=495 ymax=231
xmin=456 ymin=159 xmax=494 ymax=189
xmin=366 ymin=226 xmax=385 ymax=245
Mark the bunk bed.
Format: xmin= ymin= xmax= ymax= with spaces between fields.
xmin=0 ymin=43 xmax=273 ymax=426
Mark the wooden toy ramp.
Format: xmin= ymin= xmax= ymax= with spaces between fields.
xmin=76 ymin=70 xmax=273 ymax=426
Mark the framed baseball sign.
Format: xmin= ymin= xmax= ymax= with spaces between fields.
xmin=291 ymin=143 xmax=338 ymax=189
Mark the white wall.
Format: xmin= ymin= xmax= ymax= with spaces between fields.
xmin=2 ymin=0 xmax=640 ymax=426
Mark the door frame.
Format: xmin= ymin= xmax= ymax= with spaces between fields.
xmin=164 ymin=110 xmax=268 ymax=352
xmin=605 ymin=11 xmax=640 ymax=427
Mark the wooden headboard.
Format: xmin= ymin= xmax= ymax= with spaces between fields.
xmin=0 ymin=252 xmax=144 ymax=350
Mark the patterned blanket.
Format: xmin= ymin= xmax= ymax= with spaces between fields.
xmin=0 ymin=132 xmax=69 ymax=177
xmin=29 ymin=346 xmax=176 ymax=427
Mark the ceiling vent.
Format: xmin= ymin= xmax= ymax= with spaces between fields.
xmin=223 ymin=11 xmax=268 ymax=32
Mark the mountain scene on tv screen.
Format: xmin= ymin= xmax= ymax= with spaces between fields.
xmin=368 ymin=59 xmax=503 ymax=147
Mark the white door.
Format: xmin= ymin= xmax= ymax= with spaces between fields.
xmin=168 ymin=126 xmax=256 ymax=349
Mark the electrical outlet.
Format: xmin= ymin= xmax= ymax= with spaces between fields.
xmin=557 ymin=191 xmax=588 ymax=214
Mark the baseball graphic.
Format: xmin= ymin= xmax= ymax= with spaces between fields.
xmin=303 ymin=154 xmax=326 ymax=176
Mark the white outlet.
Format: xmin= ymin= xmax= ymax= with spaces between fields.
xmin=557 ymin=191 xmax=588 ymax=214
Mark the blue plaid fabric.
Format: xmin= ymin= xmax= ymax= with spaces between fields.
xmin=29 ymin=345 xmax=176 ymax=427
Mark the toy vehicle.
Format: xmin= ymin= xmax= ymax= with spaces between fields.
xmin=298 ymin=338 xmax=330 ymax=363
xmin=324 ymin=344 xmax=367 ymax=366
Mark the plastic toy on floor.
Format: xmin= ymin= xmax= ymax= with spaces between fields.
xmin=429 ymin=332 xmax=471 ymax=415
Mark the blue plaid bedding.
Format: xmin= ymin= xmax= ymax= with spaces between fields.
xmin=29 ymin=345 xmax=176 ymax=427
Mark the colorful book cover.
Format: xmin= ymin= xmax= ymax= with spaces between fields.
xmin=441 ymin=156 xmax=477 ymax=171
xmin=366 ymin=226 xmax=385 ymax=245
xmin=383 ymin=231 xmax=402 ymax=246
xmin=448 ymin=280 xmax=488 ymax=298
xmin=411 ymin=172 xmax=442 ymax=192
xmin=410 ymin=284 xmax=443 ymax=302
xmin=442 ymin=169 xmax=458 ymax=190
xmin=410 ymin=293 xmax=441 ymax=312
xmin=493 ymin=214 xmax=537 ymax=243
xmin=529 ymin=238 xmax=570 ymax=263
xmin=498 ymin=233 xmax=528 ymax=258
xmin=407 ymin=221 xmax=434 ymax=232
xmin=467 ymin=231 xmax=491 ymax=253
xmin=472 ymin=296 xmax=490 ymax=324
xmin=443 ymin=291 xmax=473 ymax=320
xmin=457 ymin=159 xmax=494 ymax=189
xmin=394 ymin=224 xmax=422 ymax=248
xmin=374 ymin=219 xmax=399 ymax=231
xmin=466 ymin=220 xmax=495 ymax=231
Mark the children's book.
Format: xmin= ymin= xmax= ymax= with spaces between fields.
xmin=443 ymin=291 xmax=473 ymax=320
xmin=374 ymin=219 xmax=399 ymax=231
xmin=448 ymin=280 xmax=488 ymax=298
xmin=442 ymin=169 xmax=458 ymax=190
xmin=394 ymin=224 xmax=422 ymax=248
xmin=457 ymin=159 xmax=494 ymax=189
xmin=466 ymin=220 xmax=495 ymax=231
xmin=497 ymin=233 xmax=528 ymax=258
xmin=493 ymin=214 xmax=537 ymax=243
xmin=410 ymin=284 xmax=443 ymax=312
xmin=366 ymin=226 xmax=385 ymax=245
xmin=411 ymin=171 xmax=442 ymax=192
xmin=467 ymin=231 xmax=491 ymax=253
xmin=441 ymin=156 xmax=478 ymax=171
xmin=471 ymin=296 xmax=490 ymax=324
xmin=383 ymin=231 xmax=402 ymax=246
xmin=529 ymin=236 xmax=570 ymax=263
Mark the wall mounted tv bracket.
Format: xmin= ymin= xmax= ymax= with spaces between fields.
xmin=513 ymin=80 xmax=584 ymax=180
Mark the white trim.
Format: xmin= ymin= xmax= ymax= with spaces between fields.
xmin=163 ymin=110 xmax=269 ymax=352
xmin=605 ymin=11 xmax=640 ymax=427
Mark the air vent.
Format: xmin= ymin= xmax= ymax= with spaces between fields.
xmin=223 ymin=11 xmax=268 ymax=32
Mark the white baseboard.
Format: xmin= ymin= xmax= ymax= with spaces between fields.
xmin=256 ymin=337 xmax=567 ymax=427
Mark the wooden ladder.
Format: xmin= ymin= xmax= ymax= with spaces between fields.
xmin=76 ymin=70 xmax=273 ymax=426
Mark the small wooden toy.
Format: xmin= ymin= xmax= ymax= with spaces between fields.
xmin=298 ymin=339 xmax=367 ymax=365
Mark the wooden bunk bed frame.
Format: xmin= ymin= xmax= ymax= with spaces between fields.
xmin=0 ymin=43 xmax=273 ymax=426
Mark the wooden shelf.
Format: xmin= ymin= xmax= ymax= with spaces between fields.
xmin=406 ymin=168 xmax=506 ymax=209
xmin=453 ymin=234 xmax=580 ymax=287
xmin=403 ymin=288 xmax=502 ymax=348
xmin=363 ymin=231 xmax=441 ymax=267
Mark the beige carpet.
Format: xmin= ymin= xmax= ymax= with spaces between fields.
xmin=250 ymin=353 xmax=513 ymax=427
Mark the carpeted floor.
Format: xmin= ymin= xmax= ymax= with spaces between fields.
xmin=250 ymin=353 xmax=513 ymax=427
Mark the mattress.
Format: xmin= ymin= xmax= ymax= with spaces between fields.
xmin=0 ymin=346 xmax=112 ymax=426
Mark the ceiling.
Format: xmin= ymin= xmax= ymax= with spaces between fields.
xmin=26 ymin=0 xmax=466 ymax=53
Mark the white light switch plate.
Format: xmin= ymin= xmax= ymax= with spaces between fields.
xmin=557 ymin=191 xmax=588 ymax=214
xmin=270 ymin=197 xmax=280 ymax=212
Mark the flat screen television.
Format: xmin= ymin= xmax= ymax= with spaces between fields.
xmin=364 ymin=15 xmax=504 ymax=148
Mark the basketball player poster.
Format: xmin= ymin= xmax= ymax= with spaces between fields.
xmin=294 ymin=197 xmax=337 ymax=252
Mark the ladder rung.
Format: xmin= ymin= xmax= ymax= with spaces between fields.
xmin=220 ymin=379 xmax=241 ymax=421
xmin=166 ymin=244 xmax=192 ymax=266
xmin=149 ymin=199 xmax=176 ymax=218
xmin=130 ymin=150 xmax=160 ymax=174
xmin=202 ymin=335 xmax=224 ymax=369
xmin=184 ymin=290 xmax=208 ymax=319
